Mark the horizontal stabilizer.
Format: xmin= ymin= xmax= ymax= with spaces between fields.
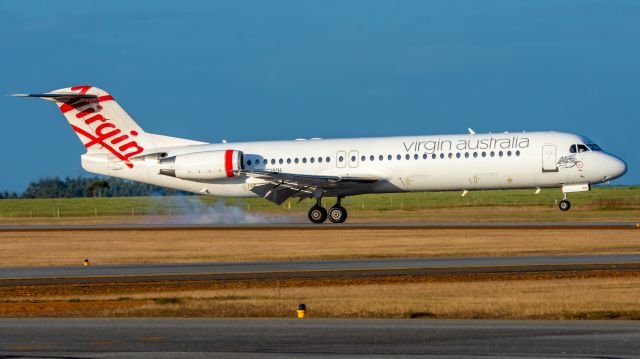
xmin=10 ymin=93 xmax=97 ymax=100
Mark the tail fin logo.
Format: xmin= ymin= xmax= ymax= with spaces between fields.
xmin=60 ymin=86 xmax=144 ymax=168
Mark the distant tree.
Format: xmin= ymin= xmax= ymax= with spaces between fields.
xmin=87 ymin=180 xmax=110 ymax=198
xmin=13 ymin=176 xmax=190 ymax=198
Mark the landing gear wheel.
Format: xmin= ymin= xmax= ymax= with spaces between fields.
xmin=328 ymin=206 xmax=348 ymax=223
xmin=559 ymin=199 xmax=571 ymax=211
xmin=308 ymin=206 xmax=327 ymax=224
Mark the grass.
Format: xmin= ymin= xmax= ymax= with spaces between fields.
xmin=154 ymin=297 xmax=181 ymax=305
xmin=0 ymin=186 xmax=639 ymax=219
xmin=2 ymin=276 xmax=640 ymax=319
xmin=0 ymin=228 xmax=639 ymax=267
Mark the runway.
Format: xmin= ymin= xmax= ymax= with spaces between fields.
xmin=1 ymin=318 xmax=639 ymax=358
xmin=1 ymin=221 xmax=638 ymax=231
xmin=1 ymin=254 xmax=639 ymax=285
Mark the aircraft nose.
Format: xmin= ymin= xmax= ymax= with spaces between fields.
xmin=607 ymin=155 xmax=627 ymax=180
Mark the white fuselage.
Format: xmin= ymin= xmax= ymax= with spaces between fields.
xmin=83 ymin=131 xmax=627 ymax=198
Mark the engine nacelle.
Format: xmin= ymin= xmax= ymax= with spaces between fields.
xmin=159 ymin=150 xmax=243 ymax=180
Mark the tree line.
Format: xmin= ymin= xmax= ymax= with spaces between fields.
xmin=0 ymin=177 xmax=189 ymax=199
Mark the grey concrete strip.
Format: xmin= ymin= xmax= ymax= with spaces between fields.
xmin=0 ymin=319 xmax=639 ymax=357
xmin=0 ymin=221 xmax=638 ymax=231
xmin=1 ymin=254 xmax=639 ymax=280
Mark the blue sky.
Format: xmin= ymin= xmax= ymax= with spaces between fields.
xmin=1 ymin=0 xmax=638 ymax=192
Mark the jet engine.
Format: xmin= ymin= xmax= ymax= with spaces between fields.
xmin=159 ymin=150 xmax=243 ymax=180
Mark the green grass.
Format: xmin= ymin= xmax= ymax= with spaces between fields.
xmin=154 ymin=297 xmax=181 ymax=305
xmin=0 ymin=186 xmax=638 ymax=218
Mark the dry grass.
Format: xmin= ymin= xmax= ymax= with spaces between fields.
xmin=0 ymin=228 xmax=639 ymax=267
xmin=2 ymin=276 xmax=640 ymax=319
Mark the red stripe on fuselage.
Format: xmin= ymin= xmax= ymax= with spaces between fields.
xmin=225 ymin=150 xmax=234 ymax=177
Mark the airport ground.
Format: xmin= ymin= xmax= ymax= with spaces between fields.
xmin=0 ymin=188 xmax=639 ymax=320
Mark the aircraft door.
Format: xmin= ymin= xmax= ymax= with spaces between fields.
xmin=336 ymin=151 xmax=346 ymax=168
xmin=542 ymin=145 xmax=558 ymax=172
xmin=348 ymin=150 xmax=359 ymax=168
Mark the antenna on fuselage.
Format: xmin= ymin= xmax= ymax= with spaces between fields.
xmin=467 ymin=128 xmax=476 ymax=135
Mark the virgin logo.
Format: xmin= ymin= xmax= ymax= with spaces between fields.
xmin=59 ymin=86 xmax=144 ymax=168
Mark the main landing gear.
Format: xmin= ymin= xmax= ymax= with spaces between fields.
xmin=308 ymin=196 xmax=348 ymax=224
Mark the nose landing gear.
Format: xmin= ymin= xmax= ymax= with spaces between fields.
xmin=559 ymin=193 xmax=571 ymax=211
xmin=307 ymin=196 xmax=349 ymax=224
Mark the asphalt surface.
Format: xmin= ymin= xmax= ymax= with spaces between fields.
xmin=0 ymin=319 xmax=639 ymax=358
xmin=0 ymin=254 xmax=638 ymax=286
xmin=1 ymin=254 xmax=639 ymax=280
xmin=1 ymin=221 xmax=638 ymax=231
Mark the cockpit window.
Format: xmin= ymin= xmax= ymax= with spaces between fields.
xmin=570 ymin=144 xmax=590 ymax=153
xmin=586 ymin=143 xmax=602 ymax=151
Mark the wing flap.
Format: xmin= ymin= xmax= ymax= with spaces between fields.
xmin=245 ymin=171 xmax=380 ymax=204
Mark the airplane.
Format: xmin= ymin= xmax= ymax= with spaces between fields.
xmin=13 ymin=86 xmax=627 ymax=223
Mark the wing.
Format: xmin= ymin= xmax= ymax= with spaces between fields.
xmin=245 ymin=171 xmax=380 ymax=205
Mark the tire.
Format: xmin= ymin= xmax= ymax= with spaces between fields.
xmin=328 ymin=206 xmax=348 ymax=223
xmin=308 ymin=206 xmax=327 ymax=224
xmin=559 ymin=199 xmax=571 ymax=211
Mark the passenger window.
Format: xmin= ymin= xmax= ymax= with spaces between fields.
xmin=432 ymin=154 xmax=436 ymax=159
xmin=379 ymin=155 xmax=384 ymax=161
xmin=405 ymin=154 xmax=411 ymax=160
xmin=397 ymin=154 xmax=401 ymax=160
xmin=414 ymin=154 xmax=419 ymax=160
xmin=423 ymin=153 xmax=428 ymax=159
xmin=247 ymin=160 xmax=252 ymax=166
xmin=338 ymin=156 xmax=343 ymax=162
xmin=310 ymin=157 xmax=315 ymax=163
xmin=482 ymin=152 xmax=486 ymax=157
xmin=440 ymin=153 xmax=444 ymax=159
xmin=295 ymin=158 xmax=300 ymax=164
xmin=271 ymin=159 xmax=276 ymax=164
xmin=279 ymin=158 xmax=283 ymax=164
xmin=490 ymin=151 xmax=495 ymax=157
xmin=287 ymin=158 xmax=291 ymax=164
xmin=507 ymin=151 xmax=512 ymax=157
xmin=464 ymin=152 xmax=469 ymax=158
xmin=263 ymin=159 xmax=268 ymax=165
xmin=318 ymin=157 xmax=323 ymax=163
xmin=456 ymin=153 xmax=461 ymax=159
xmin=516 ymin=150 xmax=521 ymax=156
xmin=326 ymin=157 xmax=331 ymax=163
xmin=303 ymin=158 xmax=307 ymax=163
xmin=352 ymin=155 xmax=357 ymax=162
xmin=388 ymin=155 xmax=392 ymax=160
xmin=370 ymin=155 xmax=375 ymax=161
xmin=361 ymin=155 xmax=366 ymax=162
xmin=448 ymin=153 xmax=453 ymax=159
xmin=473 ymin=152 xmax=478 ymax=158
